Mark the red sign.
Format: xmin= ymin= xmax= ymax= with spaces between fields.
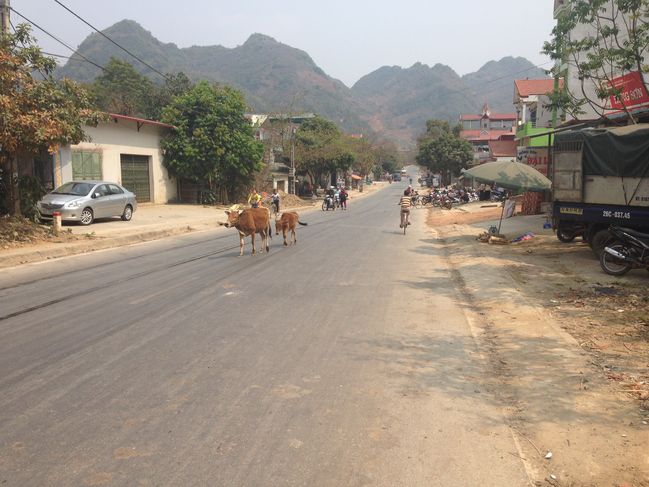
xmin=517 ymin=147 xmax=549 ymax=176
xmin=607 ymin=71 xmax=649 ymax=110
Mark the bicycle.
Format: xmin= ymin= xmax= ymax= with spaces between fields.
xmin=400 ymin=210 xmax=410 ymax=235
xmin=263 ymin=198 xmax=279 ymax=217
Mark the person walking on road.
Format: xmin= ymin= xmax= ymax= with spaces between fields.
xmin=270 ymin=189 xmax=280 ymax=214
xmin=339 ymin=187 xmax=348 ymax=210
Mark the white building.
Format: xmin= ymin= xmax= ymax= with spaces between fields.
xmin=554 ymin=0 xmax=649 ymax=122
xmin=55 ymin=114 xmax=177 ymax=204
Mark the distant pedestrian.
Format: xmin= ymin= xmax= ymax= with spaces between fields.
xmin=339 ymin=187 xmax=348 ymax=210
xmin=270 ymin=189 xmax=280 ymax=214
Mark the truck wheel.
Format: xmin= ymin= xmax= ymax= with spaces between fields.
xmin=557 ymin=226 xmax=576 ymax=243
xmin=591 ymin=229 xmax=613 ymax=258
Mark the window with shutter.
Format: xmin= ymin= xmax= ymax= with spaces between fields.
xmin=72 ymin=151 xmax=102 ymax=180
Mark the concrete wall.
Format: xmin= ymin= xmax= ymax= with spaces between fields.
xmin=58 ymin=118 xmax=176 ymax=204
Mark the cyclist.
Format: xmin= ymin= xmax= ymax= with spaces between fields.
xmin=398 ymin=189 xmax=412 ymax=228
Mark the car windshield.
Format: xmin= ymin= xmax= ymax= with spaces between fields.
xmin=52 ymin=182 xmax=94 ymax=196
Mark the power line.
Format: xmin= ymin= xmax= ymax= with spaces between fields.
xmin=10 ymin=6 xmax=106 ymax=72
xmin=52 ymin=0 xmax=171 ymax=82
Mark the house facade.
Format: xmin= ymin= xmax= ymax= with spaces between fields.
xmin=249 ymin=113 xmax=316 ymax=194
xmin=56 ymin=114 xmax=176 ymax=204
xmin=514 ymin=79 xmax=561 ymax=147
xmin=459 ymin=105 xmax=516 ymax=165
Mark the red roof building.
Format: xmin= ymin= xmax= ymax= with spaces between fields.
xmin=459 ymin=104 xmax=516 ymax=165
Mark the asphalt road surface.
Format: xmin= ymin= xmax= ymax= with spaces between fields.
xmin=0 ymin=180 xmax=530 ymax=486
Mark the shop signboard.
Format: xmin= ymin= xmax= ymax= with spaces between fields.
xmin=607 ymin=71 xmax=649 ymax=110
xmin=517 ymin=147 xmax=549 ymax=176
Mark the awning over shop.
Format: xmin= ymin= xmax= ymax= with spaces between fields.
xmin=351 ymin=174 xmax=362 ymax=180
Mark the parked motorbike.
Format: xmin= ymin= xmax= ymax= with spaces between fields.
xmin=322 ymin=195 xmax=336 ymax=211
xmin=600 ymin=226 xmax=649 ymax=275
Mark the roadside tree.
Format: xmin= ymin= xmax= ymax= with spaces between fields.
xmin=144 ymin=72 xmax=194 ymax=121
xmin=416 ymin=120 xmax=472 ymax=183
xmin=160 ymin=81 xmax=263 ymax=204
xmin=543 ymin=0 xmax=649 ymax=122
xmin=294 ymin=116 xmax=348 ymax=188
xmin=90 ymin=58 xmax=154 ymax=117
xmin=0 ymin=25 xmax=102 ymax=216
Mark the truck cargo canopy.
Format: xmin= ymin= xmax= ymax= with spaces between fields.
xmin=555 ymin=124 xmax=649 ymax=178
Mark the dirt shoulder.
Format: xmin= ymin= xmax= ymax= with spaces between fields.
xmin=425 ymin=202 xmax=649 ymax=486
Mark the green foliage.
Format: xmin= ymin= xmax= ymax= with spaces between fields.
xmin=18 ymin=175 xmax=47 ymax=220
xmin=0 ymin=24 xmax=102 ymax=215
xmin=416 ymin=119 xmax=473 ymax=177
xmin=144 ymin=72 xmax=194 ymax=121
xmin=294 ymin=116 xmax=347 ymax=187
xmin=160 ymin=81 xmax=263 ymax=203
xmin=89 ymin=58 xmax=193 ymax=121
xmin=543 ymin=0 xmax=649 ymax=121
xmin=90 ymin=58 xmax=154 ymax=116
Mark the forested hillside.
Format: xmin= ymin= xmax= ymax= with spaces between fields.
xmin=58 ymin=20 xmax=549 ymax=147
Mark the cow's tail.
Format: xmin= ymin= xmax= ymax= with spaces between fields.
xmin=298 ymin=220 xmax=308 ymax=226
xmin=268 ymin=222 xmax=273 ymax=239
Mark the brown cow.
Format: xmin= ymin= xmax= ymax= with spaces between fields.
xmin=222 ymin=206 xmax=272 ymax=256
xmin=275 ymin=211 xmax=308 ymax=246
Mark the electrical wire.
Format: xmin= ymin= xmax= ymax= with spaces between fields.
xmin=10 ymin=6 xmax=106 ymax=72
xmin=52 ymin=0 xmax=171 ymax=81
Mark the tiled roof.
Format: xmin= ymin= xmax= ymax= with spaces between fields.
xmin=515 ymin=79 xmax=564 ymax=97
xmin=460 ymin=129 xmax=515 ymax=141
xmin=460 ymin=113 xmax=516 ymax=121
xmin=108 ymin=113 xmax=174 ymax=129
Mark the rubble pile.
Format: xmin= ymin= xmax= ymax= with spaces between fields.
xmin=279 ymin=191 xmax=313 ymax=208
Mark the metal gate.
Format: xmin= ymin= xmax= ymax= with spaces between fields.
xmin=120 ymin=154 xmax=151 ymax=202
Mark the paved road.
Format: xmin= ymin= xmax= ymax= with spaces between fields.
xmin=0 ymin=181 xmax=530 ymax=486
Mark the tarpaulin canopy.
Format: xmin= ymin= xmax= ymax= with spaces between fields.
xmin=554 ymin=124 xmax=649 ymax=178
xmin=462 ymin=160 xmax=551 ymax=191
xmin=351 ymin=174 xmax=362 ymax=180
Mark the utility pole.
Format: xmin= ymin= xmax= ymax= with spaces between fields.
xmin=289 ymin=126 xmax=296 ymax=195
xmin=1 ymin=0 xmax=10 ymax=35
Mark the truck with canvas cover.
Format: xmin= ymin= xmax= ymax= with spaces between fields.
xmin=552 ymin=124 xmax=649 ymax=256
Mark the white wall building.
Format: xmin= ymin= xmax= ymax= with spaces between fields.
xmin=55 ymin=114 xmax=176 ymax=204
xmin=554 ymin=0 xmax=649 ymax=122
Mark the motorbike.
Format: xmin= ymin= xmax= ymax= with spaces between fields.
xmin=600 ymin=226 xmax=649 ymax=275
xmin=322 ymin=195 xmax=336 ymax=211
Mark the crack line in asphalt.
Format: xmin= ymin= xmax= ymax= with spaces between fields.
xmin=0 ymin=232 xmax=236 ymax=292
xmin=0 ymin=244 xmax=242 ymax=322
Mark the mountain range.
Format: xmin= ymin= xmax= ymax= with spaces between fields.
xmin=58 ymin=20 xmax=549 ymax=148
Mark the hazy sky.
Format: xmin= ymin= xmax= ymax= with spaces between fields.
xmin=12 ymin=0 xmax=557 ymax=87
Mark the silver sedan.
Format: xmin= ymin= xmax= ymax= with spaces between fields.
xmin=37 ymin=181 xmax=137 ymax=225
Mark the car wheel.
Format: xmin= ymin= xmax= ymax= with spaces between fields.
xmin=121 ymin=205 xmax=133 ymax=221
xmin=80 ymin=208 xmax=94 ymax=225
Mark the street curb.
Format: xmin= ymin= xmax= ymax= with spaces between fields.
xmin=0 ymin=204 xmax=320 ymax=269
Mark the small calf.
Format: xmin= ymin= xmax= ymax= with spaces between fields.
xmin=275 ymin=211 xmax=308 ymax=246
